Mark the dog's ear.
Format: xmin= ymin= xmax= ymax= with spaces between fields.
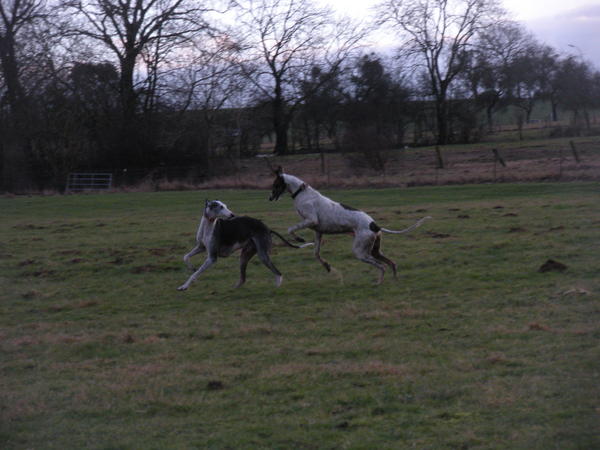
xmin=205 ymin=199 xmax=209 ymax=208
xmin=275 ymin=166 xmax=283 ymax=175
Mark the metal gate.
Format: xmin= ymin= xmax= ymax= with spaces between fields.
xmin=66 ymin=173 xmax=113 ymax=193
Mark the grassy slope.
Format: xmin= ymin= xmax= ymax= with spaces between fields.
xmin=1 ymin=183 xmax=599 ymax=449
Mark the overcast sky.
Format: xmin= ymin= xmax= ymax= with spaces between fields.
xmin=320 ymin=0 xmax=600 ymax=67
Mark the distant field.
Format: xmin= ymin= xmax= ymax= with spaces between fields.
xmin=193 ymin=136 xmax=600 ymax=190
xmin=1 ymin=183 xmax=599 ymax=448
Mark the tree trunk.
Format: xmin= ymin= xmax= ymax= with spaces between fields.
xmin=1 ymin=129 xmax=31 ymax=192
xmin=272 ymin=93 xmax=289 ymax=155
xmin=551 ymin=98 xmax=559 ymax=122
xmin=0 ymin=38 xmax=25 ymax=114
xmin=516 ymin=114 xmax=524 ymax=141
xmin=396 ymin=120 xmax=405 ymax=147
xmin=486 ymin=105 xmax=494 ymax=131
xmin=274 ymin=121 xmax=288 ymax=155
xmin=303 ymin=116 xmax=312 ymax=151
xmin=116 ymin=54 xmax=139 ymax=167
xmin=436 ymin=99 xmax=449 ymax=145
xmin=525 ymin=102 xmax=533 ymax=123
xmin=119 ymin=54 xmax=137 ymax=123
xmin=0 ymin=33 xmax=31 ymax=192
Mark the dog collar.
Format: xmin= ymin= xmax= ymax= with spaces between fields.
xmin=291 ymin=183 xmax=306 ymax=199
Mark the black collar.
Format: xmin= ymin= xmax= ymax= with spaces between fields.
xmin=291 ymin=183 xmax=306 ymax=199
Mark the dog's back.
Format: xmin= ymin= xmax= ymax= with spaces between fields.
xmin=213 ymin=216 xmax=270 ymax=247
xmin=307 ymin=191 xmax=376 ymax=234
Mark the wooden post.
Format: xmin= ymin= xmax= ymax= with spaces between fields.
xmin=492 ymin=149 xmax=506 ymax=183
xmin=559 ymin=146 xmax=563 ymax=179
xmin=319 ymin=149 xmax=326 ymax=175
xmin=492 ymin=149 xmax=506 ymax=167
xmin=569 ymin=140 xmax=581 ymax=163
xmin=435 ymin=146 xmax=444 ymax=169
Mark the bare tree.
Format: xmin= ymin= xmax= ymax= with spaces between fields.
xmin=162 ymin=36 xmax=249 ymax=168
xmin=378 ymin=0 xmax=505 ymax=144
xmin=234 ymin=0 xmax=365 ymax=155
xmin=60 ymin=0 xmax=220 ymax=165
xmin=471 ymin=21 xmax=534 ymax=130
xmin=554 ymin=56 xmax=599 ymax=133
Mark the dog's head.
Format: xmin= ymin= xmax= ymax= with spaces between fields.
xmin=269 ymin=166 xmax=286 ymax=201
xmin=204 ymin=200 xmax=235 ymax=221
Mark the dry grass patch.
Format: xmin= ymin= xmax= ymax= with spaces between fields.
xmin=359 ymin=307 xmax=426 ymax=320
xmin=261 ymin=360 xmax=408 ymax=378
xmin=0 ymin=391 xmax=49 ymax=423
xmin=5 ymin=332 xmax=90 ymax=348
xmin=479 ymin=379 xmax=518 ymax=407
xmin=236 ymin=323 xmax=276 ymax=336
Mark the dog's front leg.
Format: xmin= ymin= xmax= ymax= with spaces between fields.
xmin=177 ymin=256 xmax=216 ymax=291
xmin=288 ymin=218 xmax=316 ymax=243
xmin=183 ymin=244 xmax=206 ymax=271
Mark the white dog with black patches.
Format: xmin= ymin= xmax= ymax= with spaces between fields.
xmin=178 ymin=199 xmax=311 ymax=291
xmin=269 ymin=167 xmax=431 ymax=284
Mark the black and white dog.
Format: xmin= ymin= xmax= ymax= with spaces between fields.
xmin=178 ymin=200 xmax=311 ymax=291
xmin=269 ymin=167 xmax=431 ymax=284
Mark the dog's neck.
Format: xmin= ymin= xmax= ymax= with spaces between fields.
xmin=283 ymin=174 xmax=307 ymax=197
xmin=198 ymin=214 xmax=218 ymax=238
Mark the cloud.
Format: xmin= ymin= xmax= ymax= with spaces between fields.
xmin=524 ymin=4 xmax=600 ymax=68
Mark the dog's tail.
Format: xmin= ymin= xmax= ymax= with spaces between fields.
xmin=379 ymin=216 xmax=432 ymax=234
xmin=270 ymin=230 xmax=314 ymax=248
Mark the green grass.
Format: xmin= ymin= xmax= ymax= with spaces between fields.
xmin=1 ymin=183 xmax=599 ymax=449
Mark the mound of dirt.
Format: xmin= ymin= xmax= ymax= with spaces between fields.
xmin=509 ymin=227 xmax=526 ymax=233
xmin=207 ymin=380 xmax=224 ymax=391
xmin=427 ymin=231 xmax=451 ymax=239
xmin=539 ymin=259 xmax=567 ymax=273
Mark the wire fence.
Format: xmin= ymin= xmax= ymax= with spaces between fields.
xmin=62 ymin=140 xmax=599 ymax=193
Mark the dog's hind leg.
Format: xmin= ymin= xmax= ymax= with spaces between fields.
xmin=353 ymin=232 xmax=386 ymax=284
xmin=371 ymin=235 xmax=397 ymax=277
xmin=314 ymin=231 xmax=331 ymax=272
xmin=358 ymin=254 xmax=386 ymax=285
xmin=177 ymin=254 xmax=217 ymax=291
xmin=183 ymin=244 xmax=205 ymax=271
xmin=253 ymin=237 xmax=283 ymax=287
xmin=235 ymin=243 xmax=257 ymax=288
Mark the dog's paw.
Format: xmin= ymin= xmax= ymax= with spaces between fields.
xmin=177 ymin=285 xmax=188 ymax=291
xmin=323 ymin=262 xmax=331 ymax=272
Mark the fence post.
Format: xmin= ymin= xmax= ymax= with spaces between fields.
xmin=492 ymin=149 xmax=506 ymax=167
xmin=569 ymin=140 xmax=581 ymax=163
xmin=492 ymin=149 xmax=506 ymax=182
xmin=435 ymin=146 xmax=444 ymax=169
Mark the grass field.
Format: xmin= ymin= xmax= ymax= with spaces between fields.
xmin=1 ymin=183 xmax=599 ymax=449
